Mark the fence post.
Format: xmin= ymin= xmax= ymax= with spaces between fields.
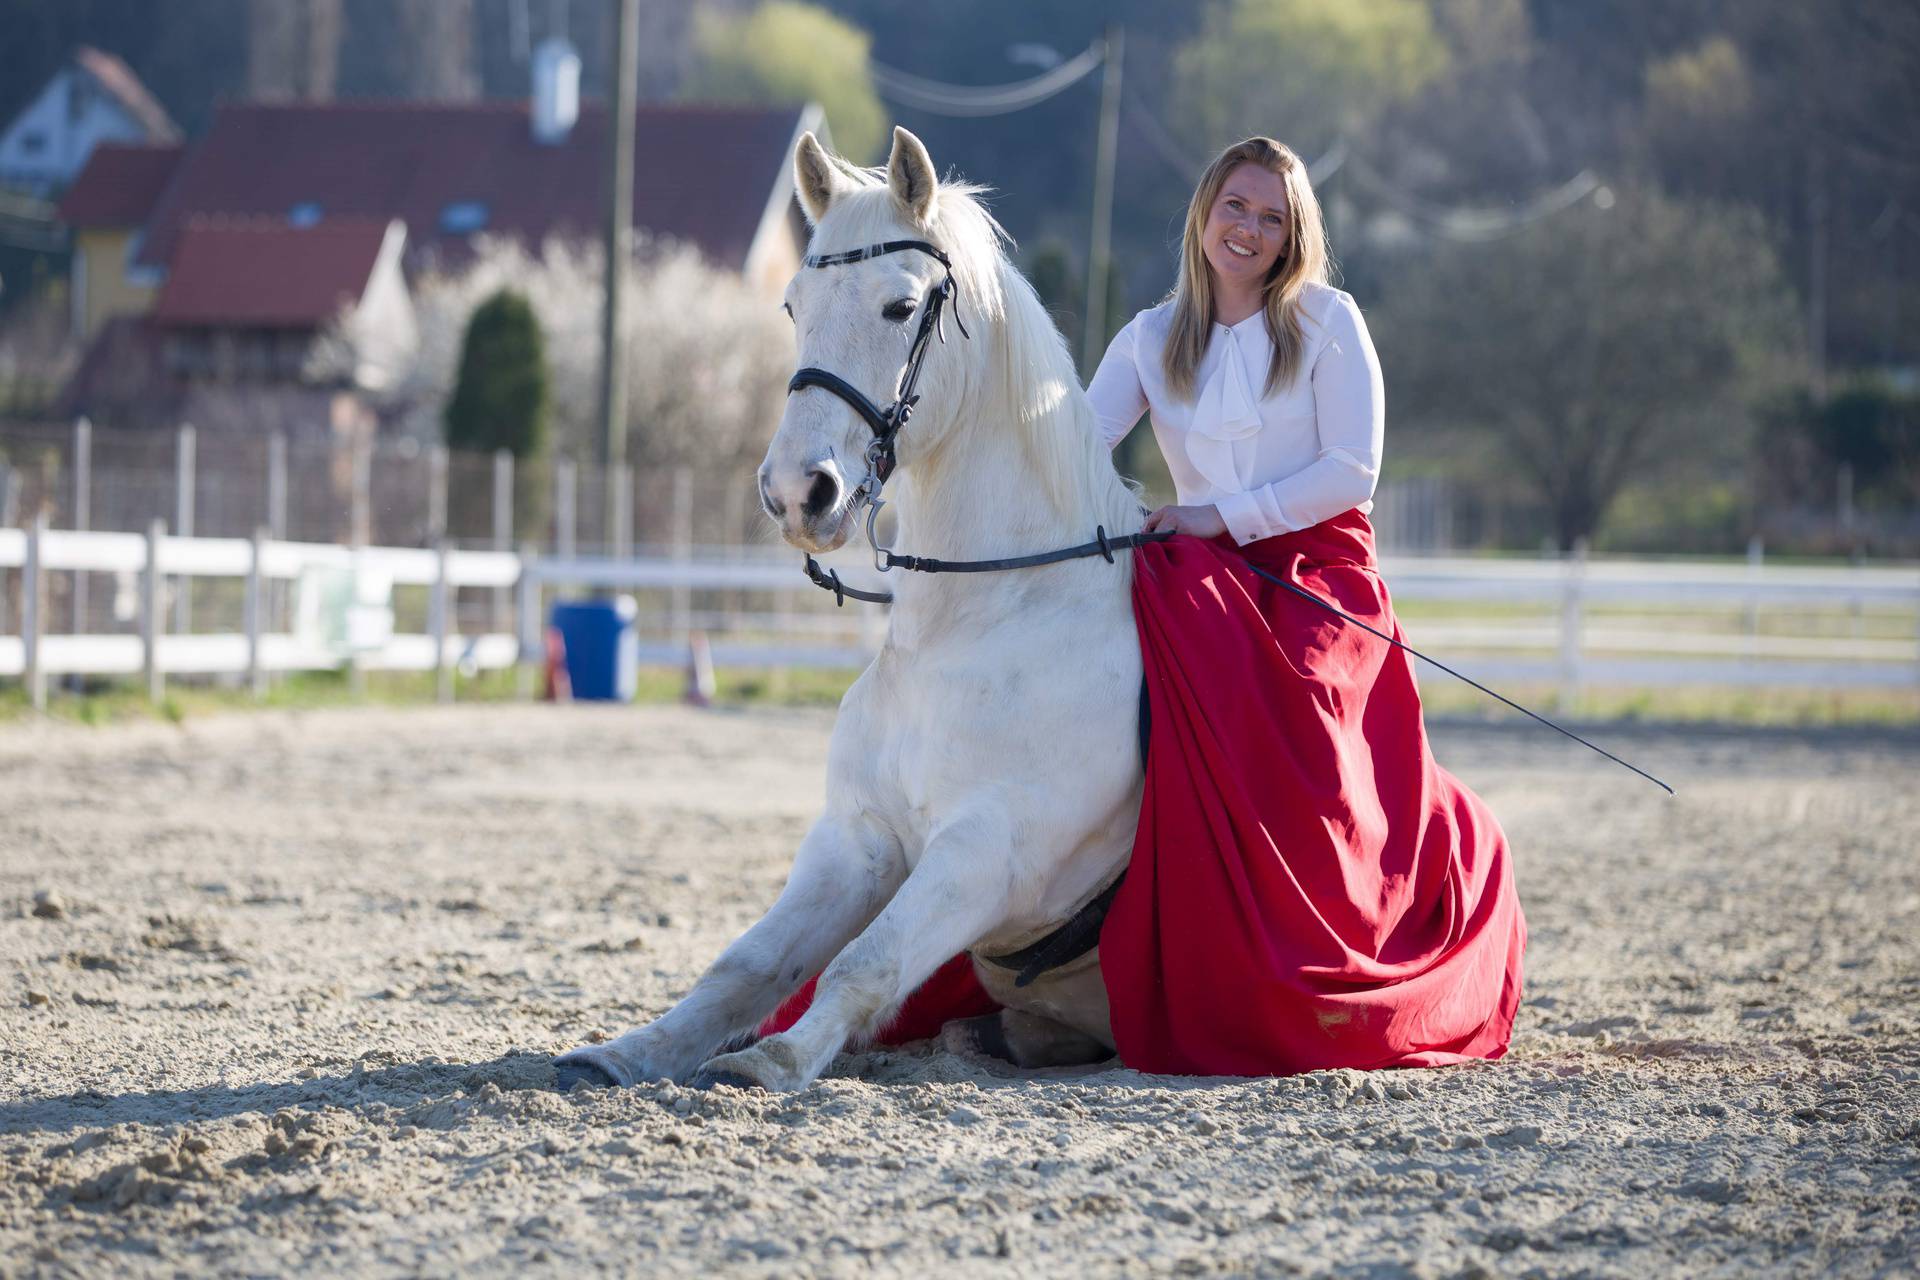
xmin=143 ymin=518 xmax=165 ymax=705
xmin=612 ymin=461 xmax=633 ymax=560
xmin=671 ymin=465 xmax=692 ymax=644
xmin=173 ymin=423 xmax=195 ymax=636
xmin=246 ymin=526 xmax=266 ymax=699
xmin=1559 ymin=537 xmax=1587 ymax=713
xmin=351 ymin=432 xmax=372 ymax=549
xmin=428 ymin=443 xmax=448 ymax=547
xmin=268 ymin=430 xmax=288 ymax=539
xmin=492 ymin=449 xmax=513 ymax=631
xmin=1745 ymin=535 xmax=1763 ymax=662
xmin=433 ymin=537 xmax=452 ymax=704
xmin=555 ymin=456 xmax=577 ymax=560
xmin=515 ymin=541 xmax=538 ymax=700
xmin=71 ymin=416 xmax=90 ymax=637
xmin=23 ymin=512 xmax=45 ymax=712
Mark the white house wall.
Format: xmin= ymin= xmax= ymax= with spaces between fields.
xmin=0 ymin=69 xmax=154 ymax=195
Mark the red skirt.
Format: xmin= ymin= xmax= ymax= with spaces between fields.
xmin=765 ymin=510 xmax=1525 ymax=1074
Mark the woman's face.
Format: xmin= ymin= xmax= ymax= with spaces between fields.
xmin=1200 ymin=162 xmax=1290 ymax=293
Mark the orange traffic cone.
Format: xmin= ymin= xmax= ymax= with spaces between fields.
xmin=543 ymin=625 xmax=571 ymax=702
xmin=684 ymin=630 xmax=716 ymax=708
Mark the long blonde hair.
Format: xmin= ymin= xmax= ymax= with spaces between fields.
xmin=1162 ymin=137 xmax=1331 ymax=400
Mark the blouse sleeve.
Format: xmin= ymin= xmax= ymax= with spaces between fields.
xmin=1084 ymin=318 xmax=1148 ymax=451
xmin=1214 ymin=293 xmax=1384 ymax=545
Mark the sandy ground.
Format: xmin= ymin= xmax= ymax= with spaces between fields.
xmin=1 ymin=703 xmax=1916 ymax=1278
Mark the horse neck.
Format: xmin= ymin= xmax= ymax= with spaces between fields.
xmin=892 ymin=386 xmax=1086 ymax=565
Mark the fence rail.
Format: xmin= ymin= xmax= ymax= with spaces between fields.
xmin=2 ymin=522 xmax=1916 ymax=710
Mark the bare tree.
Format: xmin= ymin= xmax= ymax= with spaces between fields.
xmin=1378 ymin=191 xmax=1799 ymax=549
xmin=247 ymin=0 xmax=342 ymax=101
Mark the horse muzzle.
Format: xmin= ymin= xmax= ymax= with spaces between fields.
xmin=758 ymin=456 xmax=855 ymax=553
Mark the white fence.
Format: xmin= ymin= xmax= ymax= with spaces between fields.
xmin=2 ymin=518 xmax=1916 ymax=711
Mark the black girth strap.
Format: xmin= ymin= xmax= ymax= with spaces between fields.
xmin=980 ymin=874 xmax=1127 ymax=989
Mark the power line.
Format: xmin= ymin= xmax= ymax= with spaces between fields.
xmin=1342 ymin=153 xmax=1601 ymax=242
xmin=868 ymin=42 xmax=1105 ymax=118
xmin=1119 ymin=89 xmax=1596 ymax=244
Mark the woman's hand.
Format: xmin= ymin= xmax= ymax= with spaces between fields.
xmin=1142 ymin=503 xmax=1227 ymax=539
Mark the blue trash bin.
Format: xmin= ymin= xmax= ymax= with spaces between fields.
xmin=550 ymin=596 xmax=638 ymax=701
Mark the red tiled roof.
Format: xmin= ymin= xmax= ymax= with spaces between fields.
xmin=56 ymin=142 xmax=184 ymax=227
xmin=74 ymin=46 xmax=180 ymax=142
xmin=134 ymin=100 xmax=801 ymax=272
xmin=152 ymin=217 xmax=392 ymax=328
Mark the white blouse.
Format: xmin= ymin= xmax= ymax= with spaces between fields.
xmin=1085 ymin=281 xmax=1385 ymax=545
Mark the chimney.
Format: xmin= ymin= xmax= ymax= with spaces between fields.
xmin=531 ymin=37 xmax=580 ymax=145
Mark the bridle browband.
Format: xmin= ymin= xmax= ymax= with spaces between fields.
xmin=779 ymin=237 xmax=1673 ymax=796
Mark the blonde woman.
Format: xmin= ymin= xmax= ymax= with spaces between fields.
xmin=1082 ymin=138 xmax=1528 ymax=1074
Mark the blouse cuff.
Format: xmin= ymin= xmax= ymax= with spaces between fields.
xmin=1215 ymin=490 xmax=1281 ymax=546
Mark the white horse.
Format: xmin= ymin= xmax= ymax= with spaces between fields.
xmin=556 ymin=126 xmax=1145 ymax=1092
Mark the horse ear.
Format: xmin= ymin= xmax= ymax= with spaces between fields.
xmin=886 ymin=126 xmax=938 ymax=225
xmin=793 ymin=132 xmax=841 ymax=226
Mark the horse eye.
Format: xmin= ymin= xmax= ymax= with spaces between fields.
xmin=882 ymin=299 xmax=915 ymax=323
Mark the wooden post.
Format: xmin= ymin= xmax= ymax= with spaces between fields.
xmin=428 ymin=442 xmax=449 ymax=546
xmin=555 ymin=456 xmax=577 ymax=560
xmin=432 ymin=537 xmax=453 ymax=704
xmin=1559 ymin=537 xmax=1587 ymax=713
xmin=492 ymin=449 xmax=513 ymax=631
xmin=598 ymin=0 xmax=639 ymax=525
xmin=173 ymin=424 xmax=195 ymax=636
xmin=515 ymin=541 xmax=538 ymax=700
xmin=1081 ymin=27 xmax=1123 ymax=377
xmin=142 ymin=519 xmax=165 ymax=705
xmin=246 ymin=526 xmax=266 ymax=699
xmin=671 ymin=465 xmax=692 ymax=644
xmin=351 ymin=432 xmax=372 ymax=548
xmin=266 ymin=431 xmax=288 ymax=694
xmin=612 ymin=462 xmax=633 ymax=560
xmin=268 ymin=431 xmax=288 ymax=539
xmin=1744 ymin=535 xmax=1763 ymax=662
xmin=70 ymin=417 xmax=90 ymax=637
xmin=23 ymin=513 xmax=45 ymax=712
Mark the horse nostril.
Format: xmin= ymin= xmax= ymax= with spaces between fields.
xmin=758 ymin=471 xmax=785 ymax=519
xmin=801 ymin=465 xmax=841 ymax=521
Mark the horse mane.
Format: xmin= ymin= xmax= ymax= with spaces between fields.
xmin=813 ymin=167 xmax=1142 ymax=536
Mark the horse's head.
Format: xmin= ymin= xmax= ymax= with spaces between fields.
xmin=759 ymin=127 xmax=990 ymax=553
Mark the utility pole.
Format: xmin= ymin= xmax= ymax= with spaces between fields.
xmin=598 ymin=0 xmax=639 ymax=553
xmin=1807 ymin=143 xmax=1829 ymax=405
xmin=1082 ymin=26 xmax=1123 ymax=378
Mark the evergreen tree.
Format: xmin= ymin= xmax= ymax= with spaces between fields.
xmin=445 ymin=288 xmax=547 ymax=459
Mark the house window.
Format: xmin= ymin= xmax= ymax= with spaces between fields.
xmin=289 ymin=202 xmax=323 ymax=228
xmin=439 ymin=201 xmax=489 ymax=234
xmin=18 ymin=131 xmax=46 ymax=155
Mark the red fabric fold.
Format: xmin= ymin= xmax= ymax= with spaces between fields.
xmin=764 ymin=510 xmax=1525 ymax=1074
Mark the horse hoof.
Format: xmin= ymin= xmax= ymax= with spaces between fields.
xmin=554 ymin=1059 xmax=619 ymax=1092
xmin=690 ymin=1068 xmax=760 ymax=1092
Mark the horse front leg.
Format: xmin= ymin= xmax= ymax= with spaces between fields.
xmin=692 ymin=809 xmax=1020 ymax=1092
xmin=555 ymin=811 xmax=901 ymax=1089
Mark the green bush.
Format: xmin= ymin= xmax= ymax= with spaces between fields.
xmin=445 ymin=289 xmax=548 ymax=460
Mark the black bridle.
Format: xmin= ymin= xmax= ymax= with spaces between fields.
xmin=786 ymin=239 xmax=965 ymax=495
xmin=785 ymin=238 xmax=1167 ymax=599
